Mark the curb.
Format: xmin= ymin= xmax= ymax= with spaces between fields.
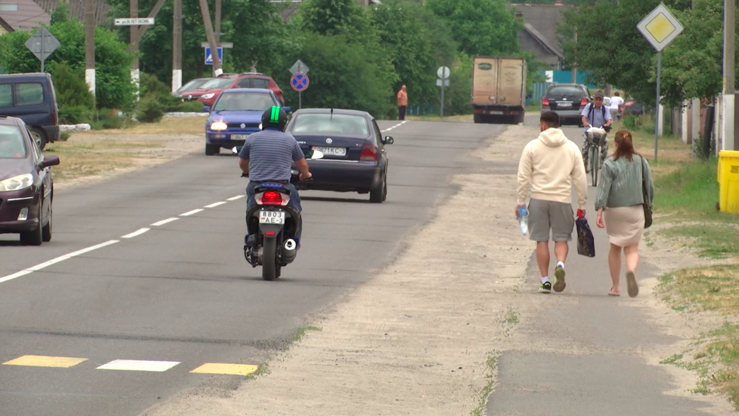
xmin=164 ymin=112 xmax=209 ymax=117
xmin=60 ymin=124 xmax=91 ymax=132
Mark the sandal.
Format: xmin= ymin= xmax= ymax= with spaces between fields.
xmin=626 ymin=271 xmax=639 ymax=298
xmin=608 ymin=289 xmax=621 ymax=296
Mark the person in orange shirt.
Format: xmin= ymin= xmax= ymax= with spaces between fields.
xmin=397 ymin=85 xmax=407 ymax=120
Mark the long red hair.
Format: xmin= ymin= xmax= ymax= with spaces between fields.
xmin=613 ymin=130 xmax=638 ymax=161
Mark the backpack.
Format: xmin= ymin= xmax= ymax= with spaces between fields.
xmin=587 ymin=103 xmax=607 ymax=126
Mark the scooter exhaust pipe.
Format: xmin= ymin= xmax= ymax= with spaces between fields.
xmin=282 ymin=239 xmax=298 ymax=264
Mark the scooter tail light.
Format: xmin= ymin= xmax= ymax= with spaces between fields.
xmin=255 ymin=191 xmax=290 ymax=206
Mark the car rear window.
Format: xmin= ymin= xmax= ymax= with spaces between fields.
xmin=547 ymin=86 xmax=584 ymax=97
xmin=16 ymin=83 xmax=44 ymax=106
xmin=0 ymin=125 xmax=27 ymax=158
xmin=251 ymin=78 xmax=269 ymax=88
xmin=213 ymin=92 xmax=276 ymax=111
xmin=291 ymin=114 xmax=370 ymax=137
xmin=200 ymin=77 xmax=234 ymax=89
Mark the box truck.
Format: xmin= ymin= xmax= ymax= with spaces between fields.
xmin=471 ymin=56 xmax=526 ymax=124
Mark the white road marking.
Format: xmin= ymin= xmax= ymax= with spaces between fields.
xmin=205 ymin=201 xmax=227 ymax=208
xmin=180 ymin=209 xmax=203 ymax=217
xmin=0 ymin=240 xmax=120 ymax=284
xmin=381 ymin=120 xmax=406 ymax=132
xmin=97 ymin=359 xmax=180 ymax=372
xmin=227 ymin=195 xmax=245 ymax=201
xmin=151 ymin=218 xmax=179 ymax=226
xmin=122 ymin=228 xmax=150 ymax=239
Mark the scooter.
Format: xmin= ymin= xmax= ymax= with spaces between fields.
xmin=242 ymin=150 xmax=322 ymax=281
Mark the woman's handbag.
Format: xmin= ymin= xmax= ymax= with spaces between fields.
xmin=640 ymin=156 xmax=653 ymax=229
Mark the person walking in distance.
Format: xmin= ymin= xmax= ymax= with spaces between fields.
xmin=397 ymin=85 xmax=408 ymax=120
xmin=595 ymin=130 xmax=654 ymax=297
xmin=517 ymin=111 xmax=588 ymax=293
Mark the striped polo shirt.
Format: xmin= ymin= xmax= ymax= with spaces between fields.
xmin=238 ymin=128 xmax=305 ymax=181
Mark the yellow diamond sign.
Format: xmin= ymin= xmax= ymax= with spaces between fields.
xmin=637 ymin=3 xmax=684 ymax=52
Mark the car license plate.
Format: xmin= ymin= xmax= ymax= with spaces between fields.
xmin=259 ymin=211 xmax=285 ymax=224
xmin=313 ymin=146 xmax=346 ymax=157
xmin=231 ymin=134 xmax=249 ymax=141
xmin=487 ymin=111 xmax=503 ymax=115
xmin=556 ymin=101 xmax=572 ymax=107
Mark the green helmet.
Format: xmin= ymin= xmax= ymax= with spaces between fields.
xmin=261 ymin=106 xmax=288 ymax=131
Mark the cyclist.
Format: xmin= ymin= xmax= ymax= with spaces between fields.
xmin=581 ymin=91 xmax=613 ymax=172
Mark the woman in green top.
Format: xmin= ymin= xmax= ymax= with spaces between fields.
xmin=595 ymin=130 xmax=654 ymax=297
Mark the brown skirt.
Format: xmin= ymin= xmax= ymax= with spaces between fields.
xmin=604 ymin=205 xmax=645 ymax=247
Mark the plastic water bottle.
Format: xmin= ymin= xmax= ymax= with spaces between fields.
xmin=517 ymin=206 xmax=529 ymax=236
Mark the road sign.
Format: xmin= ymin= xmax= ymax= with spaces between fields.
xmin=291 ymin=72 xmax=309 ymax=92
xmin=637 ymin=3 xmax=684 ymax=52
xmin=205 ymin=47 xmax=223 ymax=65
xmin=436 ymin=79 xmax=449 ymax=87
xmin=437 ymin=66 xmax=450 ymax=80
xmin=201 ymin=42 xmax=233 ymax=48
xmin=290 ymin=60 xmax=310 ymax=75
xmin=24 ymin=27 xmax=60 ymax=72
xmin=114 ymin=17 xmax=155 ymax=25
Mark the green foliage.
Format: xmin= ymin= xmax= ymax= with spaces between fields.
xmin=427 ymin=0 xmax=521 ymax=56
xmin=51 ymin=0 xmax=70 ymax=24
xmin=444 ymin=53 xmax=475 ymax=115
xmin=59 ymin=105 xmax=94 ymax=124
xmin=0 ymin=21 xmax=135 ymax=110
xmin=177 ymin=100 xmax=206 ymax=112
xmin=51 ymin=63 xmax=95 ymax=124
xmin=135 ymin=96 xmax=165 ymax=123
xmin=95 ymin=108 xmax=134 ymax=129
xmin=139 ymin=72 xmax=184 ymax=112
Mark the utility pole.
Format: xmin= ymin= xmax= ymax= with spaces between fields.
xmin=571 ymin=31 xmax=577 ymax=83
xmin=130 ymin=0 xmax=139 ymax=92
xmin=84 ymin=0 xmax=95 ymax=97
xmin=215 ymin=0 xmax=221 ymax=45
xmin=199 ymin=0 xmax=223 ymax=76
xmin=172 ymin=0 xmax=182 ymax=92
xmin=723 ymin=0 xmax=737 ymax=150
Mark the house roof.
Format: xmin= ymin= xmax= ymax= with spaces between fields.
xmin=32 ymin=0 xmax=110 ymax=26
xmin=0 ymin=14 xmax=14 ymax=31
xmin=511 ymin=3 xmax=572 ymax=57
xmin=0 ymin=0 xmax=51 ymax=31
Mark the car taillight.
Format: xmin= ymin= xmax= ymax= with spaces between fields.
xmin=580 ymin=98 xmax=588 ymax=107
xmin=360 ymin=144 xmax=377 ymax=161
xmin=542 ymin=97 xmax=550 ymax=107
xmin=51 ymin=112 xmax=57 ymax=126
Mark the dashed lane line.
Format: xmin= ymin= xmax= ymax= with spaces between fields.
xmin=227 ymin=195 xmax=245 ymax=201
xmin=122 ymin=228 xmax=150 ymax=239
xmin=205 ymin=201 xmax=227 ymax=208
xmin=151 ymin=217 xmax=179 ymax=226
xmin=180 ymin=208 xmax=204 ymax=217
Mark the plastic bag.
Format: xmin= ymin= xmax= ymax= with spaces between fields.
xmin=576 ymin=217 xmax=596 ymax=258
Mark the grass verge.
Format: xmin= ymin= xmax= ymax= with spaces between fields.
xmin=71 ymin=114 xmax=206 ymax=136
xmin=471 ymin=351 xmax=499 ymax=416
xmin=45 ymin=140 xmax=165 ymax=182
xmin=657 ymin=265 xmax=739 ymax=408
xmin=405 ymin=114 xmax=473 ymax=123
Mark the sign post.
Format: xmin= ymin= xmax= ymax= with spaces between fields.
xmin=637 ymin=3 xmax=684 ymax=160
xmin=289 ymin=60 xmax=310 ymax=109
xmin=25 ymin=27 xmax=60 ymax=73
xmin=437 ymin=66 xmax=450 ymax=118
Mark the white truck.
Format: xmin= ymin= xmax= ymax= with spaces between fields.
xmin=471 ymin=56 xmax=526 ymax=124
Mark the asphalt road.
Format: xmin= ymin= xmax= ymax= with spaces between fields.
xmin=0 ymin=119 xmax=502 ymax=416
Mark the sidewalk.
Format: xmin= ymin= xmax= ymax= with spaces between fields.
xmin=485 ymin=142 xmax=734 ymax=415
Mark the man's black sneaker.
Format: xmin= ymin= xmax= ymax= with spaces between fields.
xmin=539 ymin=281 xmax=552 ymax=293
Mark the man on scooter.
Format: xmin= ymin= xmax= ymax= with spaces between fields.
xmin=238 ymin=106 xmax=312 ymax=246
xmin=581 ymin=91 xmax=613 ymax=172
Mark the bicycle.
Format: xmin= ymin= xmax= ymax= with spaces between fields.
xmin=584 ymin=126 xmax=609 ymax=187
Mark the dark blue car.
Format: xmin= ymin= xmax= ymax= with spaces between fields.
xmin=285 ymin=109 xmax=394 ymax=203
xmin=203 ymin=88 xmax=289 ymax=155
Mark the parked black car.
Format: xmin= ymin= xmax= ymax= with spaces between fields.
xmin=0 ymin=116 xmax=60 ymax=245
xmin=541 ymin=83 xmax=592 ymax=125
xmin=0 ymin=73 xmax=60 ymax=150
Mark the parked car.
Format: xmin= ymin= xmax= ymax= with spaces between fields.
xmin=623 ymin=100 xmax=651 ymax=116
xmin=0 ymin=73 xmax=60 ymax=150
xmin=0 ymin=116 xmax=59 ymax=245
xmin=541 ymin=83 xmax=591 ymax=125
xmin=183 ymin=73 xmax=285 ymax=109
xmin=173 ymin=77 xmax=212 ymax=97
xmin=285 ymin=108 xmax=394 ymax=203
xmin=204 ymin=88 xmax=289 ymax=155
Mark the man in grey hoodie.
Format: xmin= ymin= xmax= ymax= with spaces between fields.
xmin=516 ymin=111 xmax=588 ymax=293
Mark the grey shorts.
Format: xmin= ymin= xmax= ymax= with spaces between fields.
xmin=528 ymin=198 xmax=575 ymax=242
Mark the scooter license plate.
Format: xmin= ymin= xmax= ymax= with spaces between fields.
xmin=259 ymin=211 xmax=285 ymax=224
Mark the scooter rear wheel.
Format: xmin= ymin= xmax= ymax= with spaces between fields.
xmin=262 ymin=238 xmax=277 ymax=281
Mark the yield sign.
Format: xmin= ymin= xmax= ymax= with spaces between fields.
xmin=291 ymin=72 xmax=309 ymax=92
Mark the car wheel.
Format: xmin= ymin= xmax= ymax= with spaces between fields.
xmin=205 ymin=143 xmax=219 ymax=156
xmin=381 ymin=173 xmax=388 ymax=202
xmin=31 ymin=128 xmax=48 ymax=150
xmin=42 ymin=203 xmax=52 ymax=242
xmin=20 ymin=204 xmax=43 ymax=246
xmin=474 ymin=113 xmax=482 ymax=124
xmin=370 ymin=175 xmax=385 ymax=204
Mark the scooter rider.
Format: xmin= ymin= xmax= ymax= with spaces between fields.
xmin=581 ymin=91 xmax=612 ymax=172
xmin=238 ymin=106 xmax=312 ymax=245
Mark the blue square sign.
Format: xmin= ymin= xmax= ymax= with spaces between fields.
xmin=205 ymin=47 xmax=223 ymax=65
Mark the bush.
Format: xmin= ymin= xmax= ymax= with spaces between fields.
xmin=139 ymin=72 xmax=183 ymax=112
xmin=177 ymin=100 xmax=206 ymax=112
xmin=135 ymin=97 xmax=165 ymax=123
xmin=52 ymin=63 xmax=95 ymax=111
xmin=59 ymin=105 xmax=94 ymax=124
xmin=96 ymin=108 xmax=133 ymax=129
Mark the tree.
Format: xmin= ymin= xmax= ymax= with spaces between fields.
xmin=427 ymin=0 xmax=522 ymax=56
xmin=558 ymin=0 xmax=691 ymax=103
xmin=51 ymin=0 xmax=70 ymax=24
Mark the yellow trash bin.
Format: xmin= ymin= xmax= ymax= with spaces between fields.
xmin=718 ymin=150 xmax=739 ymax=213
